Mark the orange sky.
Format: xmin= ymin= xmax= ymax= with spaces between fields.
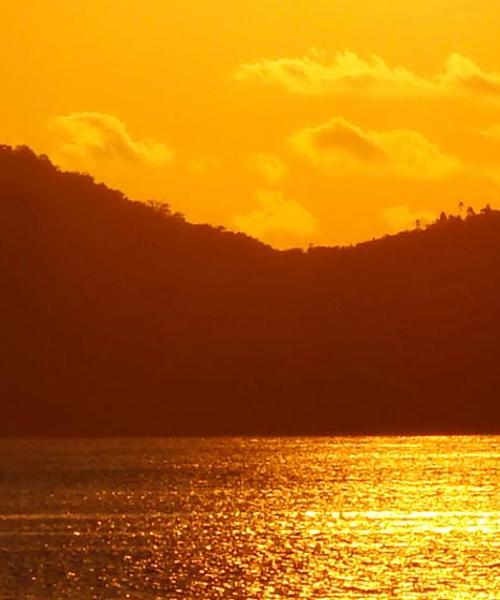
xmin=2 ymin=1 xmax=500 ymax=247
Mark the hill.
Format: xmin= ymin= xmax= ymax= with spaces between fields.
xmin=1 ymin=145 xmax=499 ymax=435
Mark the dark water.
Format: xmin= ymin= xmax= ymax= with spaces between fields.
xmin=0 ymin=437 xmax=499 ymax=599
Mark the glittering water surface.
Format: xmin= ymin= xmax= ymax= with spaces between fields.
xmin=0 ymin=437 xmax=499 ymax=599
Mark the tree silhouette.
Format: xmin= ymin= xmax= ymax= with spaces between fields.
xmin=1 ymin=145 xmax=500 ymax=436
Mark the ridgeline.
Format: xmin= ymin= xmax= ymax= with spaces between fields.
xmin=1 ymin=145 xmax=499 ymax=435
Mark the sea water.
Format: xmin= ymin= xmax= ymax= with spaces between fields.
xmin=0 ymin=436 xmax=499 ymax=599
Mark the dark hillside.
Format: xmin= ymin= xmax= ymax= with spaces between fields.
xmin=1 ymin=145 xmax=499 ymax=435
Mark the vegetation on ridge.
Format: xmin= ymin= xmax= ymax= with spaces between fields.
xmin=1 ymin=145 xmax=500 ymax=435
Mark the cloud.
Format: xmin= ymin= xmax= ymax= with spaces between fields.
xmin=232 ymin=189 xmax=317 ymax=239
xmin=441 ymin=54 xmax=500 ymax=97
xmin=48 ymin=112 xmax=173 ymax=167
xmin=291 ymin=117 xmax=459 ymax=179
xmin=236 ymin=50 xmax=500 ymax=100
xmin=250 ymin=153 xmax=287 ymax=184
xmin=236 ymin=49 xmax=433 ymax=98
xmin=383 ymin=205 xmax=436 ymax=233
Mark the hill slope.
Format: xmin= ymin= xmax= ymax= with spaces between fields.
xmin=1 ymin=145 xmax=499 ymax=435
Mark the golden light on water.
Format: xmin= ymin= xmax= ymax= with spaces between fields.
xmin=1 ymin=436 xmax=499 ymax=598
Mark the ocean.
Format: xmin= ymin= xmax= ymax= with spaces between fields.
xmin=0 ymin=436 xmax=499 ymax=599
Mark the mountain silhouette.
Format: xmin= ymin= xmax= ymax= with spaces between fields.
xmin=1 ymin=145 xmax=499 ymax=435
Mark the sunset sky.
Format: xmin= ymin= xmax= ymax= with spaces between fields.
xmin=3 ymin=1 xmax=500 ymax=247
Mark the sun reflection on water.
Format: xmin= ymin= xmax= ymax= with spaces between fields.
xmin=0 ymin=436 xmax=499 ymax=598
